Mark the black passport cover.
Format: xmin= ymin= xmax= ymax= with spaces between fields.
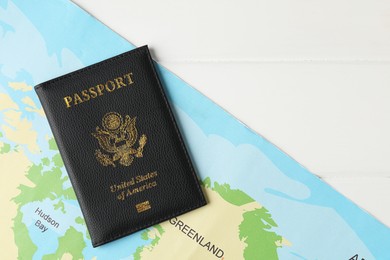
xmin=34 ymin=45 xmax=206 ymax=247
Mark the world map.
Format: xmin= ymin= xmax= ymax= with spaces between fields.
xmin=1 ymin=1 xmax=389 ymax=259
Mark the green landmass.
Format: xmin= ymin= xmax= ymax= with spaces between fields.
xmin=203 ymin=176 xmax=212 ymax=188
xmin=0 ymin=142 xmax=11 ymax=154
xmin=52 ymin=153 xmax=64 ymax=167
xmin=13 ymin=210 xmax=37 ymax=259
xmin=212 ymin=180 xmax=255 ymax=206
xmin=133 ymin=225 xmax=164 ymax=260
xmin=0 ymin=132 xmax=14 ymax=154
xmin=203 ymin=177 xmax=255 ymax=206
xmin=141 ymin=230 xmax=149 ymax=240
xmin=133 ymin=246 xmax=143 ymax=260
xmin=74 ymin=216 xmax=84 ymax=225
xmin=10 ymin=134 xmax=283 ymax=259
xmin=42 ymin=227 xmax=85 ymax=260
xmin=13 ymin=160 xmax=76 ymax=204
xmin=41 ymin=157 xmax=50 ymax=166
xmin=134 ymin=178 xmax=282 ymax=259
xmin=204 ymin=177 xmax=282 ymax=259
xmin=151 ymin=225 xmax=164 ymax=247
xmin=12 ymin=138 xmax=81 ymax=259
xmin=48 ymin=138 xmax=58 ymax=150
xmin=239 ymin=208 xmax=282 ymax=259
xmin=53 ymin=200 xmax=66 ymax=213
xmin=74 ymin=216 xmax=90 ymax=240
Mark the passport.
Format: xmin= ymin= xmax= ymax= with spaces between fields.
xmin=34 ymin=45 xmax=207 ymax=247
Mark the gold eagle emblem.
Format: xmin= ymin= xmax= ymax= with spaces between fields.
xmin=92 ymin=112 xmax=147 ymax=167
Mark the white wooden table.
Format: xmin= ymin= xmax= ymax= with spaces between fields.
xmin=73 ymin=0 xmax=390 ymax=227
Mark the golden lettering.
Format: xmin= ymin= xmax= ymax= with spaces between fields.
xmin=64 ymin=96 xmax=72 ymax=108
xmin=81 ymin=89 xmax=90 ymax=101
xmin=123 ymin=72 xmax=134 ymax=85
xmin=96 ymin=84 xmax=105 ymax=96
xmin=105 ymin=80 xmax=116 ymax=92
xmin=62 ymin=71 xmax=134 ymax=108
xmin=73 ymin=93 xmax=83 ymax=105
xmin=89 ymin=87 xmax=98 ymax=98
xmin=136 ymin=171 xmax=158 ymax=183
xmin=109 ymin=171 xmax=158 ymax=201
xmin=114 ymin=77 xmax=126 ymax=89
